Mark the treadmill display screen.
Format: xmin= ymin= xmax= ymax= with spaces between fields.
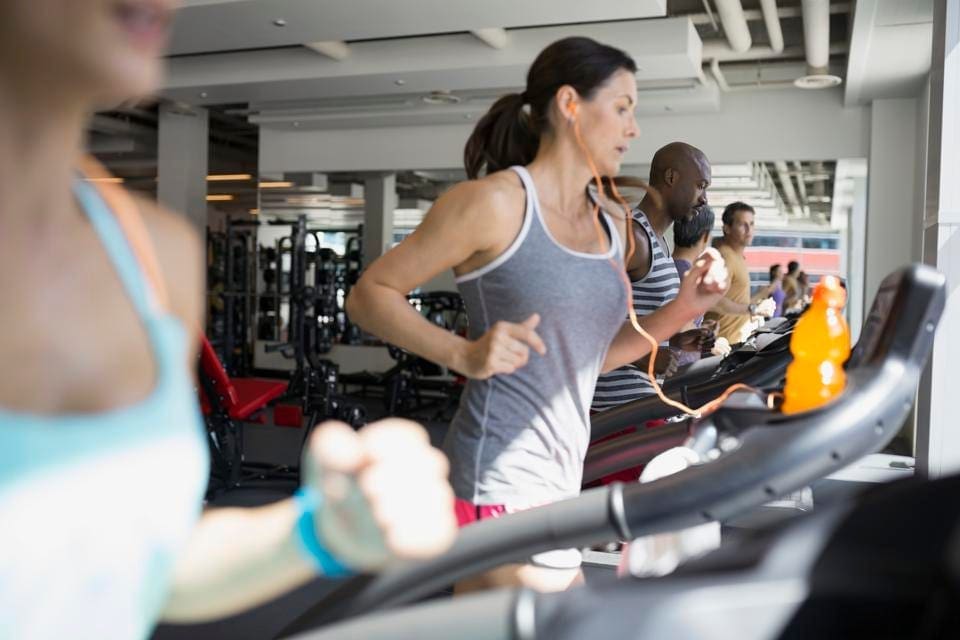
xmin=848 ymin=279 xmax=897 ymax=368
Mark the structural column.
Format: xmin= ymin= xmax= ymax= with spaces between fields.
xmin=916 ymin=0 xmax=960 ymax=478
xmin=865 ymin=98 xmax=919 ymax=308
xmin=848 ymin=175 xmax=867 ymax=343
xmin=362 ymin=173 xmax=396 ymax=267
xmin=157 ymin=102 xmax=209 ymax=233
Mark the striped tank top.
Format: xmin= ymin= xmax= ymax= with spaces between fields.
xmin=444 ymin=166 xmax=628 ymax=508
xmin=592 ymin=208 xmax=681 ymax=411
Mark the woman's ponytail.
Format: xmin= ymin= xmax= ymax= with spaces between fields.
xmin=463 ymin=93 xmax=539 ymax=179
xmin=463 ymin=37 xmax=636 ymax=180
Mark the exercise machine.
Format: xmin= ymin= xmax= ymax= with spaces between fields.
xmin=278 ymin=264 xmax=946 ymax=636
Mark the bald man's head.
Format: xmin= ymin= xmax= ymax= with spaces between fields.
xmin=649 ymin=142 xmax=708 ymax=187
xmin=648 ymin=142 xmax=711 ymax=222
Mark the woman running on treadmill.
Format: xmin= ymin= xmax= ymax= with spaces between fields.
xmin=347 ymin=36 xmax=728 ymax=592
xmin=0 ymin=2 xmax=455 ymax=638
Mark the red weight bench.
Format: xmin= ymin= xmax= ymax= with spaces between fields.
xmin=198 ymin=335 xmax=288 ymax=493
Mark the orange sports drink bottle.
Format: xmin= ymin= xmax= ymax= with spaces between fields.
xmin=781 ymin=275 xmax=851 ymax=414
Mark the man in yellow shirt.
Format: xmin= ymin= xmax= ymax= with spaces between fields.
xmin=704 ymin=202 xmax=774 ymax=343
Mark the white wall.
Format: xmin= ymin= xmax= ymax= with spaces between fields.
xmin=260 ymin=87 xmax=869 ymax=173
xmin=916 ymin=0 xmax=960 ymax=478
xmin=914 ymin=79 xmax=932 ymax=262
xmin=848 ymin=175 xmax=868 ymax=343
xmin=864 ymin=97 xmax=920 ymax=306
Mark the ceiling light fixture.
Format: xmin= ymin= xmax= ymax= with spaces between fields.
xmin=422 ymin=90 xmax=461 ymax=105
xmin=206 ymin=194 xmax=234 ymax=201
xmin=259 ymin=181 xmax=295 ymax=188
xmin=305 ymin=41 xmax=350 ymax=60
xmin=794 ymin=73 xmax=843 ymax=90
xmin=273 ymin=18 xmax=287 ymax=27
xmin=207 ymin=174 xmax=253 ymax=181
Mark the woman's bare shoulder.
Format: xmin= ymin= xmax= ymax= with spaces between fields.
xmin=437 ymin=170 xmax=525 ymax=218
xmin=132 ymin=195 xmax=203 ymax=329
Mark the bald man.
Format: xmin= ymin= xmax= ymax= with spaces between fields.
xmin=592 ymin=142 xmax=716 ymax=412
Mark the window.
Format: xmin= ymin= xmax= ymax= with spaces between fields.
xmin=392 ymin=229 xmax=415 ymax=246
xmin=752 ymin=235 xmax=800 ymax=248
xmin=801 ymin=237 xmax=839 ymax=250
xmin=319 ymin=232 xmax=348 ymax=254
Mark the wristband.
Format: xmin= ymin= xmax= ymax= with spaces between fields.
xmin=293 ymin=487 xmax=354 ymax=577
xmin=748 ymin=303 xmax=757 ymax=315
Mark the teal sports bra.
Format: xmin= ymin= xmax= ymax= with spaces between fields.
xmin=0 ymin=178 xmax=209 ymax=639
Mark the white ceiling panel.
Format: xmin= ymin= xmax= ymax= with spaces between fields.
xmin=874 ymin=0 xmax=934 ymax=27
xmin=163 ymin=17 xmax=702 ymax=107
xmin=845 ymin=0 xmax=935 ymax=105
xmin=246 ymin=80 xmax=720 ymax=131
xmin=169 ymin=0 xmax=667 ymax=56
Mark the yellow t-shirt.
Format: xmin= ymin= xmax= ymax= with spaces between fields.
xmin=704 ymin=241 xmax=750 ymax=343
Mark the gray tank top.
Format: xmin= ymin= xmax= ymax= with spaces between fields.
xmin=444 ymin=166 xmax=628 ymax=508
xmin=591 ymin=208 xmax=681 ymax=411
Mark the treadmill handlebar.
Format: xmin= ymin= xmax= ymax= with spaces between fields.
xmin=276 ymin=487 xmax=618 ymax=637
xmin=619 ymin=362 xmax=916 ymax=538
xmin=589 ymin=341 xmax=792 ymax=442
xmin=281 ymin=265 xmax=946 ymax=638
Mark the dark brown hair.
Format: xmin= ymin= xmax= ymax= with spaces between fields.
xmin=722 ymin=201 xmax=755 ymax=226
xmin=675 ymin=207 xmax=716 ymax=248
xmin=463 ymin=37 xmax=637 ymax=179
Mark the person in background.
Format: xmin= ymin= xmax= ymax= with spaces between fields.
xmin=703 ymin=202 xmax=776 ymax=343
xmin=782 ymin=260 xmax=802 ymax=312
xmin=752 ymin=263 xmax=785 ymax=318
xmin=672 ymin=207 xmax=717 ymax=367
xmin=672 ymin=206 xmax=715 ymax=281
xmin=794 ymin=271 xmax=812 ymax=310
xmin=590 ymin=142 xmax=717 ymax=412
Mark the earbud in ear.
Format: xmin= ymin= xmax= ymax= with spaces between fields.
xmin=568 ymin=102 xmax=579 ymax=121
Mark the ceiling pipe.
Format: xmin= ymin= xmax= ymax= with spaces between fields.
xmin=700 ymin=0 xmax=720 ymax=32
xmin=758 ymin=163 xmax=791 ymax=225
xmin=774 ymin=161 xmax=803 ymax=217
xmin=811 ymin=160 xmax=828 ymax=203
xmin=801 ymin=0 xmax=831 ymax=74
xmin=792 ymin=161 xmax=811 ymax=216
xmin=714 ymin=0 xmax=752 ymax=54
xmin=701 ymin=42 xmax=846 ymax=63
xmin=759 ymin=0 xmax=784 ymax=53
xmin=710 ymin=58 xmax=731 ymax=92
xmin=686 ymin=2 xmax=850 ymax=27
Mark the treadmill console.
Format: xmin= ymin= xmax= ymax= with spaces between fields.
xmin=848 ymin=278 xmax=898 ymax=369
